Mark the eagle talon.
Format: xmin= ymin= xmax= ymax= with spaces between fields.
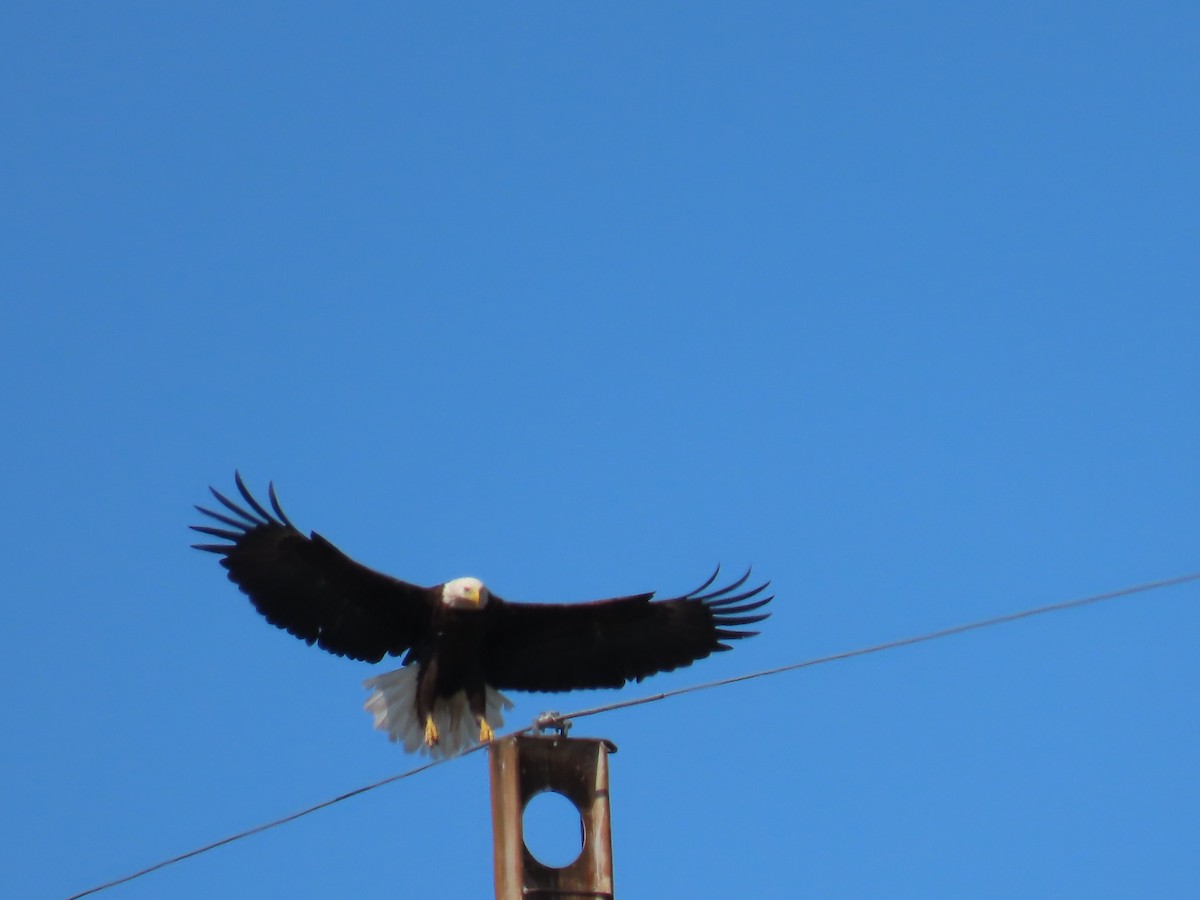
xmin=423 ymin=715 xmax=439 ymax=747
xmin=478 ymin=719 xmax=495 ymax=743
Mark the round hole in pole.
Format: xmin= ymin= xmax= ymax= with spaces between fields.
xmin=522 ymin=789 xmax=584 ymax=869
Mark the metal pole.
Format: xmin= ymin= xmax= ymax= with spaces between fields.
xmin=489 ymin=734 xmax=616 ymax=899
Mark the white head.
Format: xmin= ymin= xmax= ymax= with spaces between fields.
xmin=441 ymin=576 xmax=489 ymax=610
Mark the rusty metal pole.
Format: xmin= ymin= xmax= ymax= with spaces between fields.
xmin=489 ymin=734 xmax=616 ymax=899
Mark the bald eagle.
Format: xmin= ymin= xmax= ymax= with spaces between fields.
xmin=192 ymin=474 xmax=772 ymax=757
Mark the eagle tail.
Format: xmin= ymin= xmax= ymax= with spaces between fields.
xmin=363 ymin=666 xmax=512 ymax=759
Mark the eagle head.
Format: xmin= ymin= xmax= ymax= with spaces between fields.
xmin=441 ymin=576 xmax=489 ymax=609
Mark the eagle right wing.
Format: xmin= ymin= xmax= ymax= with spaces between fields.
xmin=191 ymin=474 xmax=435 ymax=664
xmin=481 ymin=568 xmax=772 ymax=692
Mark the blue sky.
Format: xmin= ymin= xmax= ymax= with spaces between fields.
xmin=3 ymin=4 xmax=1198 ymax=898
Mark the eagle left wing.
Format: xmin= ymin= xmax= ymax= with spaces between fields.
xmin=481 ymin=568 xmax=771 ymax=693
xmin=191 ymin=474 xmax=436 ymax=663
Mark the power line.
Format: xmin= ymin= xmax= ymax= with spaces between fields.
xmin=64 ymin=569 xmax=1200 ymax=900
xmin=63 ymin=754 xmax=472 ymax=900
xmin=542 ymin=568 xmax=1200 ymax=728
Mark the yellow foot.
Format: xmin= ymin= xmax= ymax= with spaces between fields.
xmin=423 ymin=715 xmax=439 ymax=747
xmin=478 ymin=719 xmax=495 ymax=743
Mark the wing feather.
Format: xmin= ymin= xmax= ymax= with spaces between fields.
xmin=481 ymin=567 xmax=772 ymax=692
xmin=191 ymin=474 xmax=435 ymax=663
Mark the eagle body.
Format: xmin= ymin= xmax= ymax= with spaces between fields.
xmin=192 ymin=475 xmax=772 ymax=757
xmin=364 ymin=598 xmax=513 ymax=755
xmin=412 ymin=600 xmax=497 ymax=744
xmin=422 ymin=603 xmax=491 ymax=707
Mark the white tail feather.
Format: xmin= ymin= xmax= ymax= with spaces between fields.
xmin=362 ymin=665 xmax=513 ymax=759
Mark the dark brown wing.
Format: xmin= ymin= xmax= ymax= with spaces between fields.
xmin=481 ymin=568 xmax=772 ymax=692
xmin=191 ymin=473 xmax=436 ymax=663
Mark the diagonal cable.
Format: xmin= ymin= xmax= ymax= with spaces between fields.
xmin=545 ymin=569 xmax=1200 ymax=728
xmin=64 ymin=569 xmax=1200 ymax=899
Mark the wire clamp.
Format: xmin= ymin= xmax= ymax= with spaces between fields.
xmin=533 ymin=711 xmax=572 ymax=736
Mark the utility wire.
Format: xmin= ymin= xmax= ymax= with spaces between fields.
xmin=64 ymin=569 xmax=1200 ymax=900
xmin=544 ymin=569 xmax=1200 ymax=728
xmin=63 ymin=753 xmax=475 ymax=900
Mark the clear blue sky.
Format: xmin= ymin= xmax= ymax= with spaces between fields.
xmin=4 ymin=4 xmax=1198 ymax=898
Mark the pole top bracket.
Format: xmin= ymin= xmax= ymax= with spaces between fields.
xmin=489 ymin=734 xmax=616 ymax=899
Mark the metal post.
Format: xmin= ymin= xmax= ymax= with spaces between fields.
xmin=489 ymin=734 xmax=616 ymax=899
